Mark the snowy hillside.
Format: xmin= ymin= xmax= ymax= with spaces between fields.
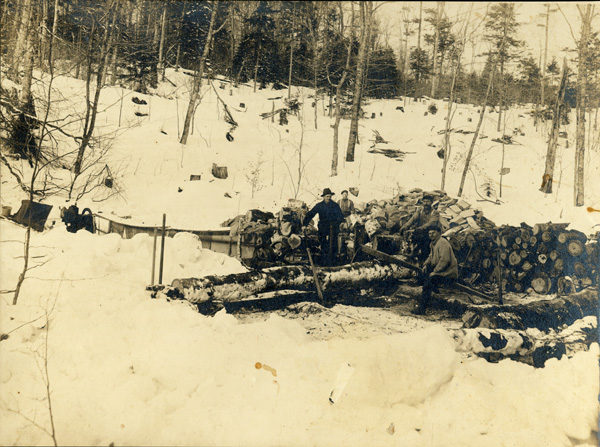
xmin=1 ymin=69 xmax=599 ymax=446
xmin=2 ymin=68 xmax=599 ymax=232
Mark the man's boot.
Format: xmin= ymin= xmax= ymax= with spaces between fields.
xmin=411 ymin=300 xmax=427 ymax=315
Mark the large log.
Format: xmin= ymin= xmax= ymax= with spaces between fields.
xmin=171 ymin=261 xmax=411 ymax=303
xmin=359 ymin=245 xmax=497 ymax=301
xmin=458 ymin=288 xmax=598 ymax=331
xmin=453 ymin=316 xmax=596 ymax=367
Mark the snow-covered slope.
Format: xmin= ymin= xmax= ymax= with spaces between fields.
xmin=2 ymin=68 xmax=599 ymax=232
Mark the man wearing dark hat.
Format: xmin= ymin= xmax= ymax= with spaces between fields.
xmin=303 ymin=188 xmax=345 ymax=266
xmin=413 ymin=223 xmax=458 ymax=315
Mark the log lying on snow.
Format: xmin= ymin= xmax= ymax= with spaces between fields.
xmin=452 ymin=315 xmax=597 ymax=367
xmin=453 ymin=288 xmax=597 ymax=331
xmin=170 ymin=261 xmax=412 ymax=304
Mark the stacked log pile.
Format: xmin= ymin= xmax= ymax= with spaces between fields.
xmin=220 ymin=189 xmax=598 ymax=295
xmin=221 ymin=200 xmax=324 ymax=266
xmin=343 ymin=188 xmax=598 ymax=295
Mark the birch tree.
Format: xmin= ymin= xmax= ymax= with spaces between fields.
xmin=179 ymin=0 xmax=218 ymax=145
xmin=574 ymin=4 xmax=595 ymax=206
xmin=457 ymin=53 xmax=498 ymax=197
xmin=440 ymin=4 xmax=473 ymax=191
xmin=72 ymin=0 xmax=119 ymax=177
xmin=345 ymin=1 xmax=373 ymax=163
xmin=328 ymin=2 xmax=353 ymax=176
xmin=539 ymin=57 xmax=567 ymax=195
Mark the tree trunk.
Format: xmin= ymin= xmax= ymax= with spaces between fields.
xmin=345 ymin=1 xmax=372 ymax=162
xmin=497 ymin=60 xmax=504 ymax=132
xmin=179 ymin=0 xmax=218 ymax=145
xmin=17 ymin=5 xmax=36 ymax=107
xmin=169 ymin=261 xmax=410 ymax=304
xmin=175 ymin=0 xmax=187 ymax=71
xmin=313 ymin=62 xmax=318 ymax=129
xmin=430 ymin=1 xmax=442 ymax=98
xmin=441 ymin=6 xmax=471 ymax=191
xmin=73 ymin=3 xmax=118 ymax=176
xmin=574 ymin=5 xmax=592 ymax=207
xmin=541 ymin=3 xmax=550 ymax=107
xmin=288 ymin=32 xmax=293 ymax=99
xmin=457 ymin=55 xmax=497 ymax=197
xmin=253 ymin=40 xmax=261 ymax=93
xmin=10 ymin=0 xmax=33 ymax=82
xmin=540 ymin=57 xmax=567 ymax=194
xmin=157 ymin=3 xmax=167 ymax=82
xmin=39 ymin=0 xmax=49 ymax=70
xmin=331 ymin=25 xmax=353 ymax=177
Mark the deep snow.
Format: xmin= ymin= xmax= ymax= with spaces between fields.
xmin=1 ymin=68 xmax=599 ymax=446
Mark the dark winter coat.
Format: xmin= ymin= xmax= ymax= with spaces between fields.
xmin=401 ymin=206 xmax=440 ymax=231
xmin=303 ymin=200 xmax=345 ymax=234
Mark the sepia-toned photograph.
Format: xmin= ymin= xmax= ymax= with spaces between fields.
xmin=0 ymin=1 xmax=598 ymax=445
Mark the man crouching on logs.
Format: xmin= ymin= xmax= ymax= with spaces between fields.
xmin=413 ymin=223 xmax=458 ymax=315
xmin=399 ymin=194 xmax=440 ymax=263
xmin=303 ymin=188 xmax=345 ymax=266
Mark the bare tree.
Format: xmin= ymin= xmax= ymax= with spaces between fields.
xmin=13 ymin=0 xmax=59 ymax=305
xmin=328 ymin=2 xmax=353 ymax=176
xmin=440 ymin=4 xmax=474 ymax=191
xmin=430 ymin=1 xmax=444 ymax=98
xmin=179 ymin=0 xmax=218 ymax=145
xmin=303 ymin=2 xmax=325 ymax=130
xmin=345 ymin=1 xmax=373 ymax=162
xmin=539 ymin=57 xmax=568 ymax=194
xmin=457 ymin=52 xmax=498 ymax=197
xmin=399 ymin=4 xmax=414 ymax=107
xmin=72 ymin=0 xmax=119 ymax=176
xmin=574 ymin=4 xmax=595 ymax=206
xmin=156 ymin=1 xmax=168 ymax=82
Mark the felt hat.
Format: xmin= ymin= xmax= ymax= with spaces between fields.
xmin=321 ymin=188 xmax=335 ymax=197
xmin=427 ymin=222 xmax=442 ymax=232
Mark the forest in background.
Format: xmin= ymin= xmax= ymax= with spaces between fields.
xmin=0 ymin=1 xmax=598 ymax=203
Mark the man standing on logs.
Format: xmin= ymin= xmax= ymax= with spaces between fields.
xmin=399 ymin=194 xmax=440 ymax=262
xmin=413 ymin=223 xmax=458 ymax=315
xmin=303 ymin=188 xmax=345 ymax=266
xmin=338 ymin=190 xmax=355 ymax=219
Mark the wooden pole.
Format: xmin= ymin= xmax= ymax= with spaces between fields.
xmin=151 ymin=228 xmax=158 ymax=285
xmin=158 ymin=214 xmax=166 ymax=284
xmin=306 ymin=246 xmax=325 ymax=304
xmin=329 ymin=223 xmax=334 ymax=266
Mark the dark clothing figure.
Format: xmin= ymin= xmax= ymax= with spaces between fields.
xmin=400 ymin=203 xmax=440 ymax=263
xmin=303 ymin=199 xmax=344 ymax=266
xmin=414 ymin=233 xmax=458 ymax=314
xmin=338 ymin=198 xmax=355 ymax=217
xmin=400 ymin=205 xmax=440 ymax=232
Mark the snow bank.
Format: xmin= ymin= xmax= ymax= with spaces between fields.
xmin=1 ymin=220 xmax=598 ymax=446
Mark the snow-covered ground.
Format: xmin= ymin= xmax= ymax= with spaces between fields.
xmin=1 ymin=69 xmax=598 ymax=445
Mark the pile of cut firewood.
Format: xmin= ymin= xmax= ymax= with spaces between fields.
xmin=494 ymin=223 xmax=599 ymax=294
xmin=221 ymin=189 xmax=598 ymax=294
xmin=349 ymin=189 xmax=598 ymax=294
